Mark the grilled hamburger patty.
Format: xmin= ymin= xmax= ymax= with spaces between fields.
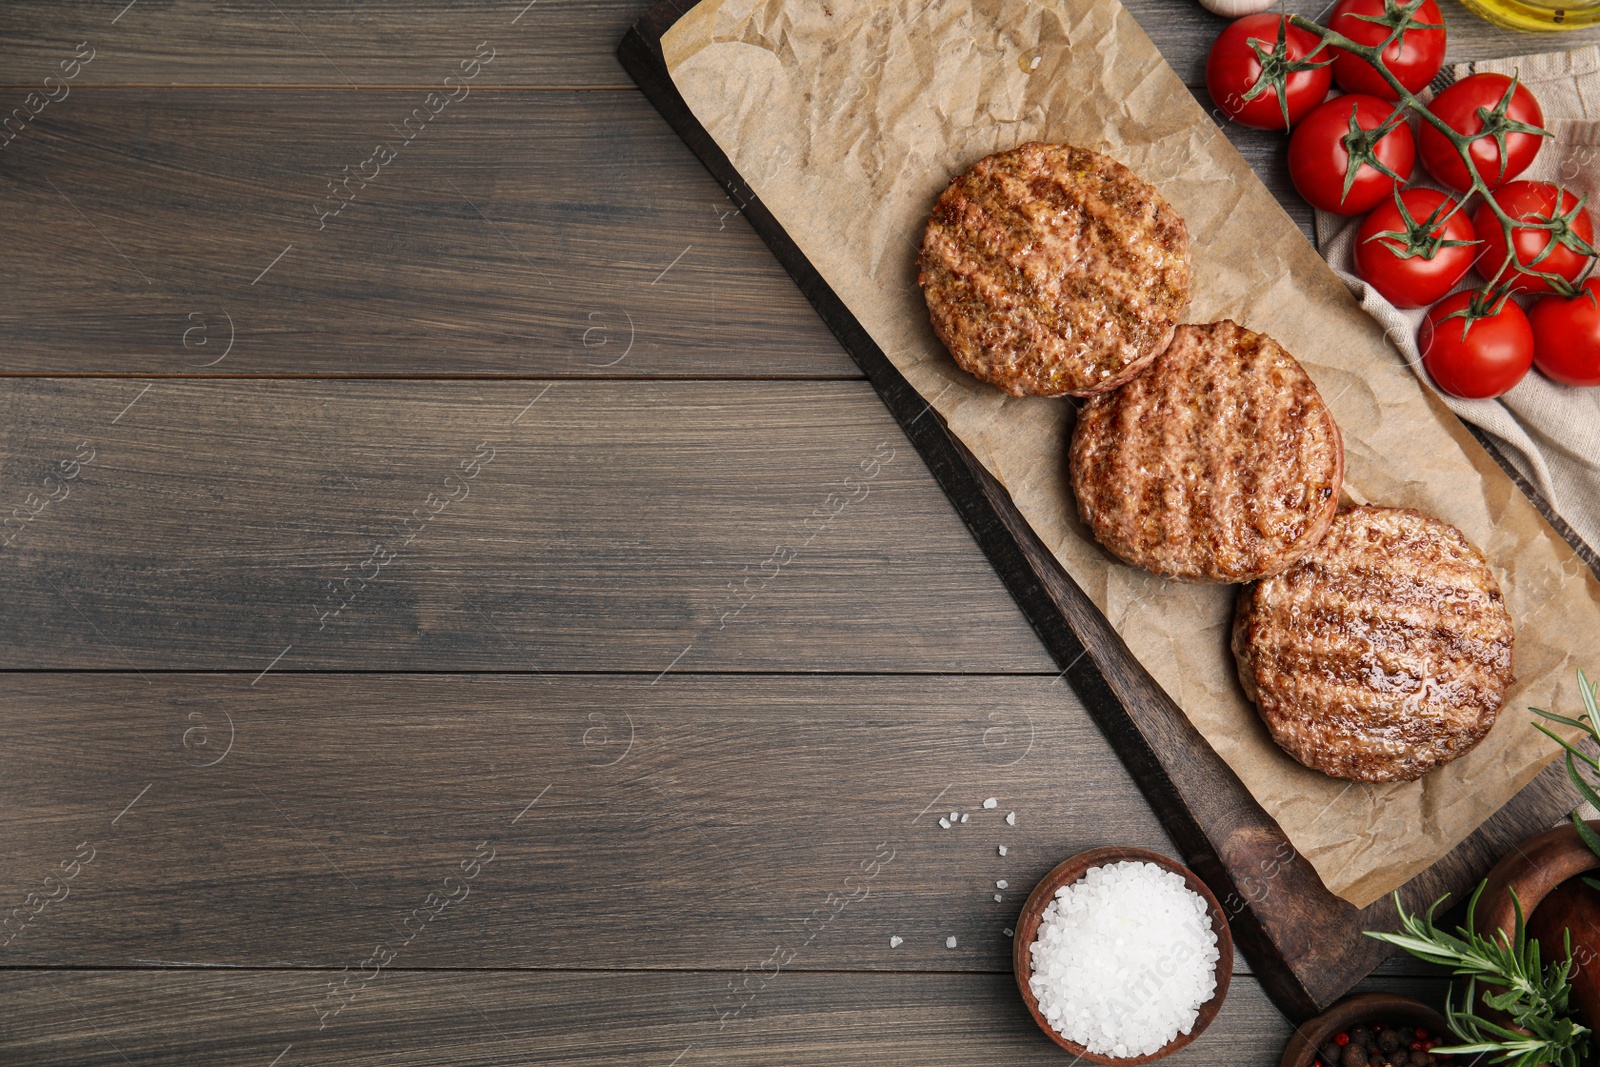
xmin=1233 ymin=506 xmax=1514 ymax=783
xmin=1069 ymin=320 xmax=1344 ymax=583
xmin=917 ymin=142 xmax=1191 ymax=397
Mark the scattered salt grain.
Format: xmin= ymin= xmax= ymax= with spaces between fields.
xmin=960 ymin=813 xmax=969 ymax=823
xmin=1006 ymin=812 xmax=1016 ymax=825
xmin=983 ymin=797 xmax=998 ymax=809
xmin=945 ymin=936 xmax=957 ymax=949
xmin=950 ymin=811 xmax=959 ymax=821
xmin=889 ymin=935 xmax=903 ymax=948
xmin=994 ymin=894 xmax=1003 ymax=902
xmin=998 ymin=846 xmax=1008 ymax=856
xmin=1004 ymin=927 xmax=1014 ymax=938
xmin=996 ymin=879 xmax=1008 ymax=889
xmin=938 ymin=818 xmax=951 ymax=829
xmin=1026 ymin=860 xmax=1220 ymax=1059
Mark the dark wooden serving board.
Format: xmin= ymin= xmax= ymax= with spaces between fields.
xmin=617 ymin=0 xmax=1584 ymax=1018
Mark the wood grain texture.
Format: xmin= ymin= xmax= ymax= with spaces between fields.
xmin=0 ymin=89 xmax=848 ymax=378
xmin=0 ymin=0 xmax=1580 ymax=1058
xmin=0 ymin=672 xmax=1162 ymax=971
xmin=0 ymin=968 xmax=1327 ymax=1067
xmin=0 ymin=378 xmax=1051 ymax=671
xmin=0 ymin=0 xmax=645 ymax=89
xmin=0 ymin=88 xmax=1307 ymax=377
xmin=0 ymin=0 xmax=1589 ymax=89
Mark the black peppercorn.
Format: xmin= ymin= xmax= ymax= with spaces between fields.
xmin=1351 ymin=1028 xmax=1374 ymax=1049
xmin=1409 ymin=1050 xmax=1429 ymax=1066
xmin=1321 ymin=1043 xmax=1343 ymax=1066
xmin=1343 ymin=1044 xmax=1369 ymax=1067
xmin=1379 ymin=1031 xmax=1403 ymax=1054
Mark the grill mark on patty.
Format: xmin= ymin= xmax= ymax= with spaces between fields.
xmin=1070 ymin=320 xmax=1342 ymax=583
xmin=930 ymin=177 xmax=1168 ymax=368
xmin=1234 ymin=506 xmax=1514 ymax=783
xmin=1290 ymin=557 xmax=1507 ymax=620
xmin=918 ymin=142 xmax=1190 ymax=397
xmin=1257 ymin=629 xmax=1511 ymax=714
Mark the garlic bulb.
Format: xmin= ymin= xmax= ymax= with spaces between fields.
xmin=1198 ymin=0 xmax=1278 ymax=15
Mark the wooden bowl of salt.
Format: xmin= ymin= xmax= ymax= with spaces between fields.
xmin=1013 ymin=846 xmax=1233 ymax=1063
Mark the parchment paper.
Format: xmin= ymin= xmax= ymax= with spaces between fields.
xmin=662 ymin=0 xmax=1600 ymax=906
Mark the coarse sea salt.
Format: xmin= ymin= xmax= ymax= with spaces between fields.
xmin=1027 ymin=860 xmax=1219 ymax=1059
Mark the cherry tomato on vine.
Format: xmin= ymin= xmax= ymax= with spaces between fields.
xmin=1418 ymin=73 xmax=1546 ymax=192
xmin=1207 ymin=14 xmax=1332 ymax=131
xmin=1418 ymin=288 xmax=1534 ymax=398
xmin=1289 ymin=95 xmax=1415 ymax=215
xmin=1328 ymin=0 xmax=1447 ymax=100
xmin=1354 ymin=188 xmax=1478 ymax=307
xmin=1471 ymin=180 xmax=1595 ymax=296
xmin=1530 ymin=279 xmax=1600 ymax=387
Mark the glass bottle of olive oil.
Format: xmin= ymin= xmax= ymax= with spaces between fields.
xmin=1459 ymin=0 xmax=1600 ymax=31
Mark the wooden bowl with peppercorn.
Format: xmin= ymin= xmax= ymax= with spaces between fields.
xmin=1280 ymin=993 xmax=1452 ymax=1067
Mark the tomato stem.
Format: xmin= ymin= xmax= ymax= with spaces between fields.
xmin=1243 ymin=16 xmax=1334 ymax=130
xmin=1284 ymin=7 xmax=1576 ymax=294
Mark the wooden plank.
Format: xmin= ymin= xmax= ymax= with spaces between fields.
xmin=0 ymin=89 xmax=849 ymax=378
xmin=0 ymin=968 xmax=1325 ymax=1067
xmin=0 ymin=0 xmax=1589 ymax=89
xmin=0 ymin=0 xmax=645 ymax=89
xmin=0 ymin=378 xmax=1051 ymax=671
xmin=617 ymin=1 xmax=1586 ymax=1019
xmin=0 ymin=672 xmax=1160 ymax=970
xmin=0 ymin=88 xmax=1310 ymax=377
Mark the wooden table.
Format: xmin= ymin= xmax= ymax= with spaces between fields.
xmin=2 ymin=2 xmax=1595 ymax=1063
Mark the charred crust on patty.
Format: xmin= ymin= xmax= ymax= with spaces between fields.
xmin=1069 ymin=320 xmax=1344 ymax=583
xmin=917 ymin=142 xmax=1191 ymax=398
xmin=1233 ymin=505 xmax=1515 ymax=784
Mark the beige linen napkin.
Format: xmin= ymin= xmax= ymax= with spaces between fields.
xmin=1316 ymin=45 xmax=1600 ymax=557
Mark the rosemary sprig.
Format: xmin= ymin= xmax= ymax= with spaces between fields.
xmin=1531 ymin=669 xmax=1600 ymax=868
xmin=1366 ymin=884 xmax=1590 ymax=1067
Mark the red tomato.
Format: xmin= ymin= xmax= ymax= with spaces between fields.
xmin=1530 ymin=279 xmax=1600 ymax=386
xmin=1289 ymin=95 xmax=1415 ymax=215
xmin=1354 ymin=188 xmax=1478 ymax=307
xmin=1207 ymin=15 xmax=1333 ymax=131
xmin=1328 ymin=0 xmax=1447 ymax=100
xmin=1418 ymin=289 xmax=1534 ymax=398
xmin=1472 ymin=181 xmax=1595 ymax=296
xmin=1419 ymin=73 xmax=1545 ymax=192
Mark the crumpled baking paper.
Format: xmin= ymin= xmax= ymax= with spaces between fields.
xmin=663 ymin=0 xmax=1600 ymax=906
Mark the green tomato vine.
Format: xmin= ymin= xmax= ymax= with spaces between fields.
xmin=1263 ymin=1 xmax=1597 ymax=311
